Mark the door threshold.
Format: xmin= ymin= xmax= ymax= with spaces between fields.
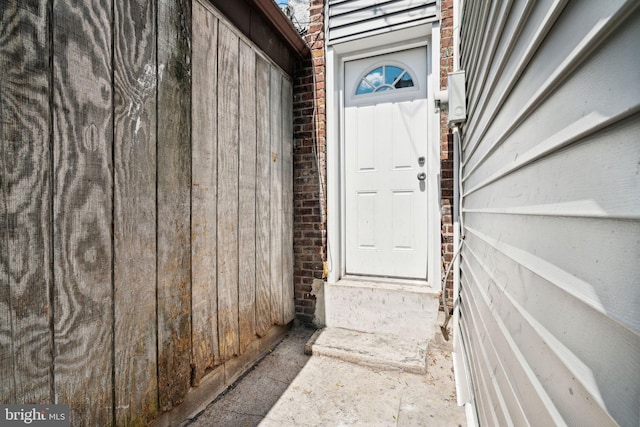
xmin=336 ymin=275 xmax=438 ymax=294
xmin=342 ymin=274 xmax=429 ymax=287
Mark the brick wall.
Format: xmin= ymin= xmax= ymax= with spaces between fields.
xmin=292 ymin=0 xmax=326 ymax=325
xmin=440 ymin=0 xmax=455 ymax=310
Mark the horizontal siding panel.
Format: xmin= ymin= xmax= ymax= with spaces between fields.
xmin=329 ymin=0 xmax=430 ymax=16
xmin=462 ymin=0 xmax=568 ymax=156
xmin=462 ymin=218 xmax=640 ymax=424
xmin=329 ymin=10 xmax=437 ymax=42
xmin=464 ymin=213 xmax=640 ymax=336
xmin=464 ymin=0 xmax=518 ymax=130
xmin=463 ymin=0 xmax=535 ymax=144
xmin=328 ymin=0 xmax=437 ymax=43
xmin=462 ymin=243 xmax=619 ymax=426
xmin=463 ymin=115 xmax=640 ymax=219
xmin=465 ymin=188 xmax=640 ymax=334
xmin=461 ymin=260 xmax=562 ymax=426
xmin=463 ymin=0 xmax=640 ymax=182
xmin=463 ymin=1 xmax=491 ymax=90
xmin=459 ymin=312 xmax=513 ymax=427
xmin=458 ymin=320 xmax=496 ymax=426
xmin=459 ymin=1 xmax=640 ymax=424
xmin=459 ymin=277 xmax=530 ymax=427
xmin=330 ymin=0 xmax=432 ymax=22
xmin=464 ymin=0 xmax=508 ymax=115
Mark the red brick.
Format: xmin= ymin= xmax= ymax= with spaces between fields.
xmin=294 ymin=23 xmax=326 ymax=325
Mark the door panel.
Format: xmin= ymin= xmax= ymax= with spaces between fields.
xmin=356 ymin=192 xmax=377 ymax=248
xmin=392 ymin=190 xmax=413 ymax=249
xmin=344 ymin=47 xmax=429 ymax=279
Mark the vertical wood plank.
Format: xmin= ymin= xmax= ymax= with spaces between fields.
xmin=217 ymin=22 xmax=240 ymax=361
xmin=191 ymin=0 xmax=219 ymax=385
xmin=157 ymin=0 xmax=192 ymax=410
xmin=52 ymin=0 xmax=113 ymax=424
xmin=269 ymin=69 xmax=284 ymax=325
xmin=255 ymin=56 xmax=272 ymax=337
xmin=281 ymin=77 xmax=295 ymax=324
xmin=0 ymin=0 xmax=52 ymax=404
xmin=238 ymin=42 xmax=257 ymax=354
xmin=113 ymin=0 xmax=158 ymax=423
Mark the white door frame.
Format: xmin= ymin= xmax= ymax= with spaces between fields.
xmin=326 ymin=22 xmax=443 ymax=290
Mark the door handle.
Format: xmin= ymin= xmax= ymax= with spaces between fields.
xmin=417 ymin=172 xmax=426 ymax=181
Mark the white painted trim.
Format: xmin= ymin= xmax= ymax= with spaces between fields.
xmin=453 ymin=0 xmax=462 ymax=71
xmin=428 ymin=21 xmax=441 ymax=290
xmin=465 ymin=402 xmax=479 ymax=427
xmin=326 ymin=24 xmax=441 ymax=289
xmin=326 ymin=46 xmax=341 ymax=284
xmin=339 ymin=55 xmax=347 ymax=280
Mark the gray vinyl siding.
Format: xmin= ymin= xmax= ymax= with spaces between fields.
xmin=457 ymin=0 xmax=640 ymax=426
xmin=327 ymin=0 xmax=438 ymax=44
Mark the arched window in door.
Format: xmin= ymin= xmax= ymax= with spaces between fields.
xmin=355 ymin=64 xmax=415 ymax=95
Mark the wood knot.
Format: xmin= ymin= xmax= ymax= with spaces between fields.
xmin=83 ymin=123 xmax=99 ymax=152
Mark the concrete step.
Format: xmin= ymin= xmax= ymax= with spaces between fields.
xmin=305 ymin=327 xmax=429 ymax=374
xmin=324 ymin=279 xmax=440 ymax=340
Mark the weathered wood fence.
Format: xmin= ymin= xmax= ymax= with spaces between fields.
xmin=0 ymin=0 xmax=294 ymax=424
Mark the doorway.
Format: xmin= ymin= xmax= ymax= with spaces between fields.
xmin=343 ymin=47 xmax=429 ymax=279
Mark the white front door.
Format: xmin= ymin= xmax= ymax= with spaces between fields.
xmin=344 ymin=47 xmax=429 ymax=279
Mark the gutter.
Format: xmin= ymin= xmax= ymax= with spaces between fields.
xmin=248 ymin=0 xmax=310 ymax=58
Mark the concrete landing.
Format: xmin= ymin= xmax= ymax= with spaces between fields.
xmin=324 ymin=279 xmax=440 ymax=340
xmin=188 ymin=323 xmax=466 ymax=427
xmin=260 ymin=348 xmax=465 ymax=426
xmin=306 ymin=327 xmax=429 ymax=374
